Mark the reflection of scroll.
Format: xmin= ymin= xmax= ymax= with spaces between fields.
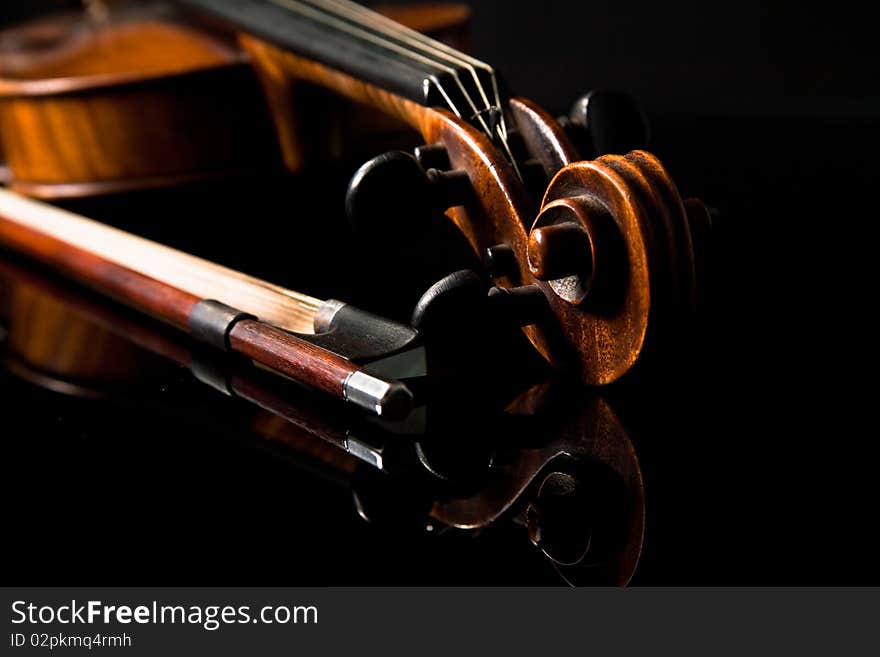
xmin=432 ymin=387 xmax=645 ymax=586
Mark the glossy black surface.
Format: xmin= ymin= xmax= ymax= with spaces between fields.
xmin=2 ymin=0 xmax=878 ymax=585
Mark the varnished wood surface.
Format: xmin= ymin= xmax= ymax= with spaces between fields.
xmin=0 ymin=12 xmax=280 ymax=198
xmin=0 ymin=18 xmax=238 ymax=89
xmin=0 ymin=261 xmax=173 ymax=387
xmin=508 ymin=97 xmax=581 ymax=178
xmin=239 ymin=33 xmax=434 ymax=173
xmin=229 ymin=319 xmax=354 ymax=398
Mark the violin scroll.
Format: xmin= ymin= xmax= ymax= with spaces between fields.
xmin=414 ymin=106 xmax=698 ymax=383
xmin=522 ymin=151 xmax=698 ymax=382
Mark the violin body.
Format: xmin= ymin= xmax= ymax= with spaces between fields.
xmin=0 ymin=4 xmax=281 ymax=199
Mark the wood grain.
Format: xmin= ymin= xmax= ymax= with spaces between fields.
xmin=229 ymin=319 xmax=355 ymax=397
xmin=0 ymin=16 xmax=279 ymax=198
xmin=0 ymin=260 xmax=174 ymax=387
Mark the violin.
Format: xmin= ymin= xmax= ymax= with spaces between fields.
xmin=177 ymin=0 xmax=708 ymax=384
xmin=0 ymin=0 xmax=707 ymax=409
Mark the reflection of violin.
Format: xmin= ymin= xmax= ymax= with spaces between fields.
xmin=0 ymin=254 xmax=643 ymax=585
xmin=0 ymin=0 xmax=707 ymax=388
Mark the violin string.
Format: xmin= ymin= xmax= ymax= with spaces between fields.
xmin=305 ymin=0 xmax=518 ymax=170
xmin=305 ymin=0 xmax=496 ymax=115
xmin=304 ymin=0 xmax=518 ymax=175
xmin=266 ymin=0 xmax=493 ymax=139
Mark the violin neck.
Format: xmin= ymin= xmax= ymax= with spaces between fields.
xmin=178 ymin=0 xmax=505 ymax=133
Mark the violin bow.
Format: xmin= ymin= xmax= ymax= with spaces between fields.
xmin=0 ymin=187 xmax=418 ymax=418
xmin=178 ymin=0 xmax=707 ymax=383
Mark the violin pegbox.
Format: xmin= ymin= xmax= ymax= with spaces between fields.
xmin=399 ymin=108 xmax=700 ymax=384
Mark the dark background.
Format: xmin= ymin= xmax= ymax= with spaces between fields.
xmin=1 ymin=1 xmax=877 ymax=585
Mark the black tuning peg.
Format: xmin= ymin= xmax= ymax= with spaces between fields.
xmin=487 ymin=285 xmax=549 ymax=327
xmin=345 ymin=148 xmax=472 ymax=234
xmin=412 ymin=271 xmax=551 ymax=336
xmin=413 ymin=143 xmax=450 ymax=171
xmin=483 ymin=243 xmax=518 ymax=279
xmin=411 ymin=269 xmax=487 ymax=335
xmin=559 ymin=90 xmax=650 ymax=157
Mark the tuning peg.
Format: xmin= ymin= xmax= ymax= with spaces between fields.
xmin=560 ymin=90 xmax=650 ymax=157
xmin=410 ymin=270 xmax=487 ymax=334
xmin=413 ymin=143 xmax=450 ymax=171
xmin=345 ymin=149 xmax=472 ymax=234
xmin=425 ymin=167 xmax=473 ymax=208
xmin=345 ymin=150 xmax=429 ymax=233
xmin=411 ymin=271 xmax=550 ymax=396
xmin=414 ymin=144 xmax=472 ymax=211
xmin=487 ymin=285 xmax=549 ymax=327
xmin=527 ymin=221 xmax=592 ymax=282
xmin=482 ymin=243 xmax=518 ymax=279
xmin=411 ymin=270 xmax=550 ymax=332
xmin=526 ymin=194 xmax=611 ymax=307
